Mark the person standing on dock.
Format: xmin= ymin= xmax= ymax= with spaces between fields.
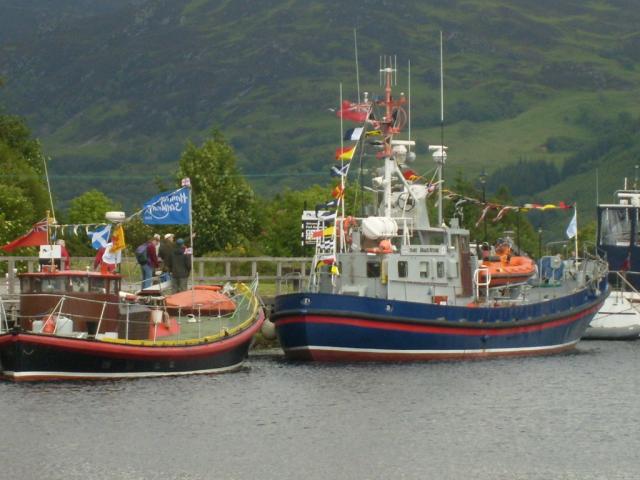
xmin=138 ymin=236 xmax=160 ymax=290
xmin=167 ymin=238 xmax=191 ymax=293
xmin=56 ymin=239 xmax=71 ymax=270
xmin=159 ymin=233 xmax=175 ymax=283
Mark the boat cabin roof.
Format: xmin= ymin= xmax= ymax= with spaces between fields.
xmin=19 ymin=269 xmax=122 ymax=280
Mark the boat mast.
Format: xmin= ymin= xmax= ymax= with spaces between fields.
xmin=438 ymin=31 xmax=445 ymax=227
xmin=382 ymin=58 xmax=395 ymax=218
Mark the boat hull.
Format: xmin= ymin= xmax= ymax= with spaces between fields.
xmin=0 ymin=311 xmax=264 ymax=381
xmin=583 ymin=291 xmax=640 ymax=340
xmin=272 ymin=289 xmax=606 ymax=362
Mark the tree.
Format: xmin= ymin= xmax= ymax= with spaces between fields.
xmin=177 ymin=130 xmax=258 ymax=255
xmin=260 ymin=185 xmax=330 ymax=257
xmin=67 ymin=189 xmax=120 ymax=224
xmin=0 ymin=112 xmax=50 ymax=247
xmin=60 ymin=189 xmax=121 ymax=257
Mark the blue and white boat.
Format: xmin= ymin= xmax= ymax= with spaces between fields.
xmin=271 ymin=60 xmax=609 ymax=361
xmin=584 ymin=176 xmax=640 ymax=339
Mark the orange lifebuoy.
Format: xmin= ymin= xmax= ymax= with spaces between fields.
xmin=42 ymin=315 xmax=56 ymax=334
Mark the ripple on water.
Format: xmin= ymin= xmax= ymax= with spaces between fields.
xmin=0 ymin=341 xmax=638 ymax=479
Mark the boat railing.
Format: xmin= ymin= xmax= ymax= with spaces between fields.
xmin=20 ymin=281 xmax=261 ymax=345
xmin=612 ymin=270 xmax=640 ymax=301
xmin=473 ymin=268 xmax=491 ymax=302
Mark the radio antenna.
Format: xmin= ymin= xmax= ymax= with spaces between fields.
xmin=408 ymin=59 xmax=411 ymax=144
xmin=354 ymin=28 xmax=360 ymax=103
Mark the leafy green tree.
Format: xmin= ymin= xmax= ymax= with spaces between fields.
xmin=0 ymin=112 xmax=50 ymax=247
xmin=177 ymin=130 xmax=258 ymax=255
xmin=260 ymin=185 xmax=331 ymax=257
xmin=67 ymin=189 xmax=120 ymax=224
xmin=59 ymin=189 xmax=121 ymax=257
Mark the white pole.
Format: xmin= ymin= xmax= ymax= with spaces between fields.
xmin=438 ymin=31 xmax=444 ymax=227
xmin=574 ymin=203 xmax=579 ymax=263
xmin=408 ymin=59 xmax=411 ymax=144
xmin=339 ymin=83 xmax=345 ymax=253
xmin=354 ymin=28 xmax=360 ymax=104
xmin=43 ymin=156 xmax=56 ymax=222
xmin=184 ymin=178 xmax=195 ymax=302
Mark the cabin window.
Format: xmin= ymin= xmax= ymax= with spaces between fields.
xmin=437 ymin=261 xmax=445 ymax=278
xmin=367 ymin=262 xmax=381 ymax=278
xmin=40 ymin=278 xmax=65 ymax=293
xmin=20 ymin=278 xmax=32 ymax=293
xmin=600 ymin=208 xmax=631 ymax=246
xmin=397 ymin=261 xmax=408 ymax=278
xmin=419 ymin=261 xmax=429 ymax=278
xmin=89 ymin=278 xmax=107 ymax=293
xmin=71 ymin=277 xmax=89 ymax=293
xmin=429 ymin=233 xmax=446 ymax=245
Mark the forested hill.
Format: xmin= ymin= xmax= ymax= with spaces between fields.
xmin=2 ymin=0 xmax=640 ymax=223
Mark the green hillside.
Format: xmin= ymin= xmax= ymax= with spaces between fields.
xmin=1 ymin=0 xmax=640 ymax=237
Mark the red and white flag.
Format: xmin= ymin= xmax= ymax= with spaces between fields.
xmin=1 ymin=218 xmax=48 ymax=252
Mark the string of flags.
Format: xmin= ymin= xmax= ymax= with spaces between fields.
xmin=441 ymin=189 xmax=573 ymax=227
xmin=1 ymin=180 xmax=193 ymax=254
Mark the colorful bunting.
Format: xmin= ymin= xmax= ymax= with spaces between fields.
xmin=312 ymin=226 xmax=335 ymax=238
xmin=331 ymin=184 xmax=345 ymax=199
xmin=336 ymin=100 xmax=369 ymax=123
xmin=330 ymin=163 xmax=350 ymax=177
xmin=89 ymin=225 xmax=111 ymax=250
xmin=343 ymin=127 xmax=364 ymax=141
xmin=110 ymin=224 xmax=126 ymax=253
xmin=335 ymin=146 xmax=356 ymax=161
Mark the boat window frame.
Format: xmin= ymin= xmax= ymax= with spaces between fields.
xmin=436 ymin=261 xmax=445 ymax=279
xmin=397 ymin=261 xmax=408 ymax=278
xmin=599 ymin=206 xmax=632 ymax=247
xmin=20 ymin=277 xmax=32 ymax=293
xmin=367 ymin=261 xmax=381 ymax=278
xmin=419 ymin=261 xmax=430 ymax=279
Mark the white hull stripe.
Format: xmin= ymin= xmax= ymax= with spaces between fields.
xmin=2 ymin=361 xmax=245 ymax=380
xmin=286 ymin=340 xmax=579 ymax=355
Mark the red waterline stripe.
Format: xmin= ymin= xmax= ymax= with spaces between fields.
xmin=277 ymin=303 xmax=602 ymax=337
xmin=8 ymin=311 xmax=263 ymax=360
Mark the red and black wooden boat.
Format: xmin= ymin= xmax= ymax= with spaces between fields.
xmin=0 ymin=267 xmax=263 ymax=381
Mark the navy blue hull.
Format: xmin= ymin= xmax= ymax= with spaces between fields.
xmin=272 ymin=286 xmax=608 ymax=361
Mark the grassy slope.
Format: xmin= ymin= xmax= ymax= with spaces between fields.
xmin=0 ymin=0 xmax=639 ymax=224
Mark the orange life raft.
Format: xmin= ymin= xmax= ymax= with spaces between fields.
xmin=165 ymin=287 xmax=236 ymax=315
xmin=479 ymin=254 xmax=536 ymax=287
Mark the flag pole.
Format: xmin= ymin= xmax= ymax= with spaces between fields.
xmin=180 ymin=177 xmax=195 ymax=301
xmin=186 ymin=179 xmax=195 ymax=299
xmin=574 ymin=202 xmax=579 ymax=264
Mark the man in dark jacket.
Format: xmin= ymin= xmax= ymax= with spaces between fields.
xmin=158 ymin=233 xmax=175 ymax=282
xmin=167 ymin=238 xmax=191 ymax=292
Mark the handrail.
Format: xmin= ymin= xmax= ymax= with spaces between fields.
xmin=473 ymin=267 xmax=491 ymax=302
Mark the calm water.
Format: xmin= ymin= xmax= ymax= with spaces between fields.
xmin=1 ymin=341 xmax=638 ymax=480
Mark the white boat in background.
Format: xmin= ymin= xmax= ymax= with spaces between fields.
xmin=585 ymin=176 xmax=640 ymax=340
xmin=584 ymin=283 xmax=640 ymax=339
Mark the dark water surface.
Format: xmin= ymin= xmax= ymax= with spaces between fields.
xmin=1 ymin=341 xmax=638 ymax=480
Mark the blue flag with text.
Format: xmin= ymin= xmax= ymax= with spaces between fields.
xmin=142 ymin=188 xmax=190 ymax=225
